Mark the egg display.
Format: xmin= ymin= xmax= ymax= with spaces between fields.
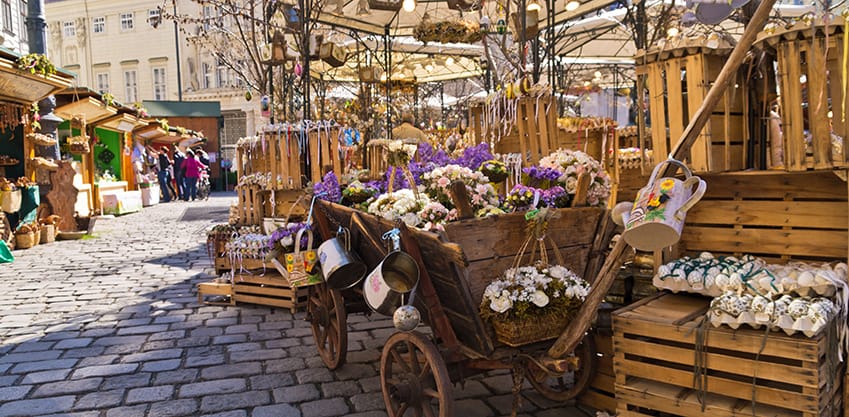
xmin=709 ymin=291 xmax=837 ymax=337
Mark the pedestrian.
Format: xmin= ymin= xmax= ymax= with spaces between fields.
xmin=173 ymin=145 xmax=187 ymax=201
xmin=392 ymin=111 xmax=428 ymax=143
xmin=157 ymin=146 xmax=174 ymax=202
xmin=181 ymin=149 xmax=207 ymax=201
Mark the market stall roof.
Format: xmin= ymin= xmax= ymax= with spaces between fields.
xmin=134 ymin=123 xmax=169 ymax=141
xmin=142 ymin=100 xmax=221 ymax=118
xmin=54 ymin=88 xmax=120 ymax=124
xmin=315 ymin=0 xmax=617 ymax=37
xmin=0 ymin=47 xmax=75 ymax=105
xmin=98 ymin=112 xmax=148 ymax=133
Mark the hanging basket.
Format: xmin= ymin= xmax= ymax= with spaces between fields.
xmin=68 ymin=136 xmax=91 ymax=155
xmin=27 ymin=132 xmax=58 ymax=147
xmin=70 ymin=114 xmax=86 ymax=131
xmin=358 ymin=66 xmax=382 ymax=83
xmin=320 ymin=43 xmax=347 ymax=67
xmin=492 ymin=311 xmax=571 ymax=347
xmin=367 ymin=0 xmax=402 ymax=11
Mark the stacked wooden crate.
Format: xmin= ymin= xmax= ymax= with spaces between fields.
xmin=756 ymin=16 xmax=848 ymax=171
xmin=636 ymin=42 xmax=748 ymax=173
xmin=611 ymin=169 xmax=848 ymax=416
xmin=613 ymin=293 xmax=843 ymax=417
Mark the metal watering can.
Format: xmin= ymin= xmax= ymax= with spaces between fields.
xmin=363 ymin=229 xmax=421 ymax=331
xmin=317 ymin=227 xmax=367 ymax=290
xmin=616 ymin=158 xmax=707 ymax=251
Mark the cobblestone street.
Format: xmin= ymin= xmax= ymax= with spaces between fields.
xmin=0 ymin=193 xmax=592 ymax=417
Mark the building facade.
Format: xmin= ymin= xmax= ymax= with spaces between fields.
xmin=43 ymin=0 xmax=260 ymax=163
xmin=0 ymin=0 xmax=31 ymax=53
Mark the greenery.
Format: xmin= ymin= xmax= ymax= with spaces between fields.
xmin=101 ymin=93 xmax=115 ymax=107
xmin=16 ymin=53 xmax=56 ymax=77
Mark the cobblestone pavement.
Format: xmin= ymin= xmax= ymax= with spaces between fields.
xmin=0 ymin=193 xmax=595 ymax=417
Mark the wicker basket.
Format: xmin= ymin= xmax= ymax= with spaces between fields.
xmin=0 ymin=190 xmax=22 ymax=213
xmin=69 ymin=141 xmax=90 ymax=155
xmin=40 ymin=224 xmax=55 ymax=244
xmin=492 ymin=312 xmax=571 ymax=347
xmin=15 ymin=232 xmax=35 ymax=249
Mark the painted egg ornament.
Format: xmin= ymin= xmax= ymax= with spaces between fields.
xmin=245 ymin=90 xmax=253 ymax=101
xmin=788 ymin=299 xmax=810 ymax=320
xmin=496 ymin=18 xmax=507 ymax=34
xmin=797 ymin=271 xmax=815 ymax=287
xmin=480 ymin=15 xmax=491 ymax=31
xmin=294 ymin=62 xmax=303 ymax=77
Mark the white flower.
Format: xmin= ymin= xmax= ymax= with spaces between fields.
xmin=531 ymin=290 xmax=549 ymax=307
xmin=281 ymin=235 xmax=294 ymax=248
xmin=490 ymin=291 xmax=513 ymax=313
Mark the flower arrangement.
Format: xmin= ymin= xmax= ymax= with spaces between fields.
xmin=413 ymin=17 xmax=483 ymax=44
xmin=265 ymin=222 xmax=311 ymax=261
xmin=537 ymin=149 xmax=611 ymax=207
xmin=480 ymin=263 xmax=590 ymax=346
xmin=342 ymin=180 xmax=378 ymax=204
xmin=418 ymin=201 xmax=456 ymax=231
xmin=314 ymin=172 xmax=342 ymax=203
xmin=479 ymin=159 xmax=507 ymax=183
xmin=16 ymin=53 xmax=56 ymax=77
xmin=421 ymin=164 xmax=499 ymax=212
xmin=366 ymin=188 xmax=430 ymax=227
xmin=101 ymin=93 xmax=115 ymax=107
xmin=132 ymin=102 xmax=149 ymax=118
xmin=386 ymin=140 xmax=418 ymax=167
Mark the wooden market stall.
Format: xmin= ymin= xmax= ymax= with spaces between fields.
xmin=0 ymin=48 xmax=74 ymax=241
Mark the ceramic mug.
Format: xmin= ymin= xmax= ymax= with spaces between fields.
xmin=620 ymin=158 xmax=706 ymax=251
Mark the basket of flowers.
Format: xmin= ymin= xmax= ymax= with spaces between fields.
xmin=479 ymin=159 xmax=508 ymax=183
xmin=479 ymin=208 xmax=591 ymax=347
xmin=67 ymin=135 xmax=91 ymax=155
xmin=342 ymin=181 xmax=379 ymax=204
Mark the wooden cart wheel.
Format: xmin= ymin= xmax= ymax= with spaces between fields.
xmin=308 ymin=284 xmax=347 ymax=370
xmin=380 ymin=331 xmax=454 ymax=417
xmin=527 ymin=333 xmax=596 ymax=402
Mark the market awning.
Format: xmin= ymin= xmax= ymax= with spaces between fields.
xmin=97 ymin=112 xmax=148 ymax=133
xmin=0 ymin=47 xmax=75 ymax=105
xmin=134 ymin=123 xmax=169 ymax=141
xmin=54 ymin=88 xmax=119 ymax=124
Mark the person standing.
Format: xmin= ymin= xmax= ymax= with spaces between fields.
xmin=157 ymin=146 xmax=174 ymax=202
xmin=392 ymin=111 xmax=428 ymax=142
xmin=173 ymin=146 xmax=187 ymax=201
xmin=181 ymin=150 xmax=207 ymax=201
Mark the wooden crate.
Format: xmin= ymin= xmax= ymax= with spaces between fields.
xmin=756 ymin=17 xmax=848 ymax=171
xmin=613 ymin=293 xmax=844 ymax=417
xmin=578 ymin=329 xmax=616 ymax=414
xmin=197 ymin=281 xmax=235 ymax=306
xmin=678 ymin=170 xmax=848 ymax=263
xmin=215 ymin=257 xmax=277 ymax=275
xmin=261 ymin=189 xmax=307 ymax=220
xmin=235 ymin=185 xmax=264 ymax=226
xmin=308 ymin=127 xmax=343 ymax=185
xmin=637 ymin=45 xmax=749 ymax=173
xmin=232 ymin=273 xmax=309 ymax=313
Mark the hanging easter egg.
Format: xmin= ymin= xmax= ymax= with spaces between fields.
xmin=480 ymin=15 xmax=491 ymax=32
xmin=519 ymin=77 xmax=532 ymax=94
xmin=294 ymin=62 xmax=303 ymax=77
xmin=496 ymin=18 xmax=507 ymax=34
xmin=245 ymin=90 xmax=253 ymax=101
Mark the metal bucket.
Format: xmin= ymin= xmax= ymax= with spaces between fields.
xmin=363 ymin=251 xmax=420 ymax=316
xmin=317 ymin=230 xmax=367 ymax=290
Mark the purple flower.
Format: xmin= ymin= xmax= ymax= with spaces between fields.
xmin=523 ymin=166 xmax=562 ymax=182
xmin=451 ymin=143 xmax=493 ymax=170
xmin=418 ymin=142 xmax=451 ymax=167
xmin=314 ymin=172 xmax=342 ymax=203
xmin=268 ymin=222 xmax=310 ymax=250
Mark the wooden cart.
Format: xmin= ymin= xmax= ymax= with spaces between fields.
xmin=308 ymin=200 xmax=617 ymax=415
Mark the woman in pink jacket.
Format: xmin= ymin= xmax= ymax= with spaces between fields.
xmin=181 ymin=150 xmax=207 ymax=201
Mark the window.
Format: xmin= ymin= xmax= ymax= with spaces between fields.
xmin=152 ymin=67 xmax=166 ymax=100
xmin=2 ymin=0 xmax=13 ymax=33
xmin=123 ymin=70 xmax=137 ymax=103
xmin=216 ymin=59 xmax=227 ymax=88
xmin=120 ymin=12 xmax=133 ymax=31
xmin=63 ymin=20 xmax=75 ymax=37
xmin=202 ymin=5 xmax=212 ymax=30
xmin=92 ymin=16 xmax=104 ymax=34
xmin=18 ymin=0 xmax=26 ymax=41
xmin=202 ymin=62 xmax=212 ymax=89
xmin=148 ymin=9 xmax=159 ymax=27
xmin=96 ymin=72 xmax=109 ymax=94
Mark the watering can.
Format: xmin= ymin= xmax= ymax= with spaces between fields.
xmin=317 ymin=227 xmax=367 ymax=290
xmin=363 ymin=229 xmax=420 ymax=318
xmin=616 ymin=158 xmax=706 ymax=251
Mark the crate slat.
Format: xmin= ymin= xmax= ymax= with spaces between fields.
xmin=681 ymin=226 xmax=847 ymax=259
xmin=687 ymin=200 xmax=847 ymax=229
